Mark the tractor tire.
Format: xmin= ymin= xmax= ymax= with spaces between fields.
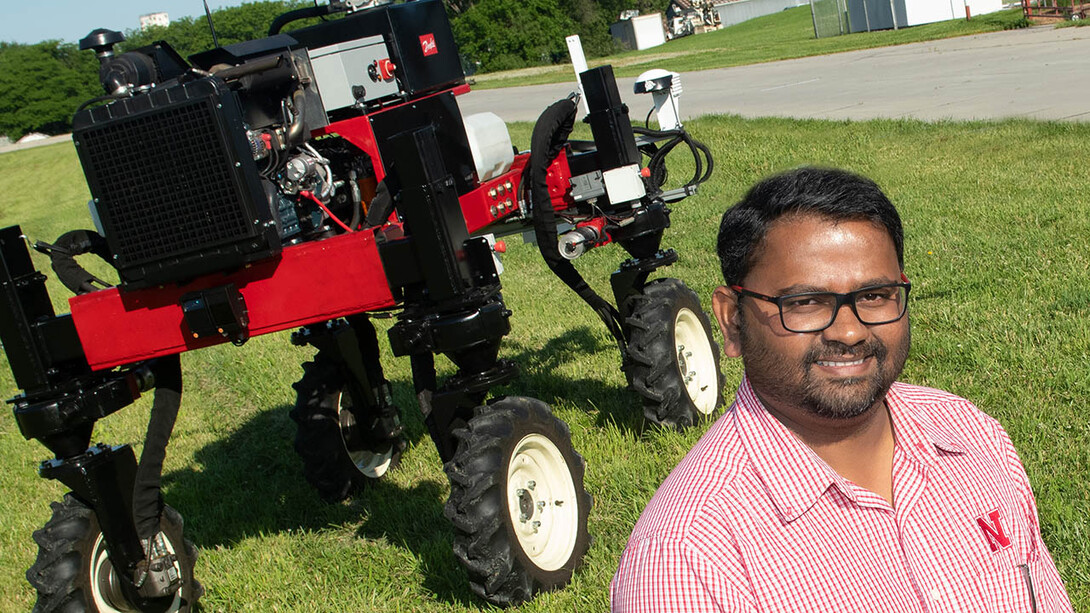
xmin=623 ymin=278 xmax=724 ymax=428
xmin=27 ymin=494 xmax=201 ymax=613
xmin=443 ymin=396 xmax=592 ymax=607
xmin=290 ymin=357 xmax=405 ymax=503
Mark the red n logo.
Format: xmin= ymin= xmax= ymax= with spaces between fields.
xmin=976 ymin=509 xmax=1011 ymax=552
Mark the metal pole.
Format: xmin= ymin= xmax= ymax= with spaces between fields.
xmin=809 ymin=0 xmax=821 ymax=37
xmin=890 ymin=0 xmax=899 ymax=29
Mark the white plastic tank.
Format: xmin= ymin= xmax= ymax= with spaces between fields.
xmin=462 ymin=112 xmax=514 ymax=182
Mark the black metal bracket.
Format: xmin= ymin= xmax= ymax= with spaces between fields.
xmin=611 ymin=249 xmax=679 ymax=322
xmin=39 ymin=443 xmax=155 ymax=605
xmin=388 ymin=294 xmax=511 ymax=358
xmin=292 ymin=317 xmax=404 ymax=445
xmin=11 ymin=375 xmax=141 ymax=458
xmin=411 ymin=353 xmax=518 ymax=462
xmin=180 ymin=283 xmax=249 ymax=346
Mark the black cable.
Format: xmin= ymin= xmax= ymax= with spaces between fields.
xmin=632 ymin=125 xmax=715 ymax=190
xmin=77 ymin=93 xmax=126 ymax=112
xmin=268 ymin=3 xmax=341 ymax=35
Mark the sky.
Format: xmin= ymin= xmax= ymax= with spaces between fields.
xmin=1 ymin=0 xmax=242 ymax=45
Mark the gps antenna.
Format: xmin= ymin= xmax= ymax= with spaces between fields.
xmin=204 ymin=0 xmax=220 ymax=47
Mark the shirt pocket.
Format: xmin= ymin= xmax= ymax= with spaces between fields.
xmin=981 ymin=559 xmax=1038 ymax=613
xmin=974 ymin=507 xmax=1038 ymax=613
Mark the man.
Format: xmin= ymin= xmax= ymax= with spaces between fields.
xmin=610 ymin=167 xmax=1072 ymax=612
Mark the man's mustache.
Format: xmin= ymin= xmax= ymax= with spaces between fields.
xmin=804 ymin=340 xmax=888 ymax=365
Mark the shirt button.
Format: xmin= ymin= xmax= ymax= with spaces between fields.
xmin=930 ymin=588 xmax=942 ymax=601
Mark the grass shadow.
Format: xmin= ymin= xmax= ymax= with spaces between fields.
xmin=160 ymin=394 xmax=483 ymax=607
xmin=497 ymin=326 xmax=650 ymax=436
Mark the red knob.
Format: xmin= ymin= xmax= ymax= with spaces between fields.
xmin=378 ymin=59 xmax=396 ymax=80
xmin=493 ymin=240 xmax=507 ymax=253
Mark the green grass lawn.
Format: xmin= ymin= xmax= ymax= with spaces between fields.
xmin=0 ymin=114 xmax=1088 ymax=611
xmin=472 ymin=6 xmax=1029 ymax=89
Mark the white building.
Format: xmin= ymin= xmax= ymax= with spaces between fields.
xmin=840 ymin=0 xmax=1002 ymax=33
xmin=140 ymin=12 xmax=170 ymax=30
xmin=609 ymin=13 xmax=667 ymax=50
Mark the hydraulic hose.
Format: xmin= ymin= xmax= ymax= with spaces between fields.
xmin=35 ymin=229 xmax=112 ymax=294
xmin=268 ymin=3 xmax=343 ymax=36
xmin=633 ymin=126 xmax=714 ymax=191
xmin=526 ymin=96 xmax=628 ymax=353
xmin=132 ymin=355 xmax=183 ymax=540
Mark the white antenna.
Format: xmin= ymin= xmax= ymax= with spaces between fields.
xmin=565 ymin=35 xmax=590 ymax=116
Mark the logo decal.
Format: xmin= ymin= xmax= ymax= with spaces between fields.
xmin=976 ymin=509 xmax=1012 ymax=552
xmin=419 ymin=33 xmax=438 ymax=56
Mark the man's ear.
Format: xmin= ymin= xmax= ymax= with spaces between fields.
xmin=712 ymin=286 xmax=743 ymax=358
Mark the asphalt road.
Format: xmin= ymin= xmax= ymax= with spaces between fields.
xmin=459 ymin=24 xmax=1090 ymax=124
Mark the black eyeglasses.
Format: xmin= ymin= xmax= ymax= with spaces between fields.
xmin=731 ymin=273 xmax=911 ymax=333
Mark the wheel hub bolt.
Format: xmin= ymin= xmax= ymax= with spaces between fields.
xmin=526 ymin=480 xmax=536 ymax=490
xmin=517 ymin=489 xmax=534 ymax=522
xmin=532 ymin=520 xmax=541 ymax=533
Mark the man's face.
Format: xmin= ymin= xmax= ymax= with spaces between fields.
xmin=712 ymin=214 xmax=910 ymax=421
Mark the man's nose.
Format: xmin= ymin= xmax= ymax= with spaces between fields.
xmin=820 ymin=302 xmax=867 ymax=345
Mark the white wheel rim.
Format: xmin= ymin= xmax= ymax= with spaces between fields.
xmin=506 ymin=433 xmax=580 ymax=572
xmin=674 ymin=307 xmax=718 ymax=415
xmin=337 ymin=392 xmax=394 ymax=479
xmin=90 ymin=533 xmax=183 ymax=612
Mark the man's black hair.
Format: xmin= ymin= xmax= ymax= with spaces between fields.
xmin=716 ymin=167 xmax=904 ymax=286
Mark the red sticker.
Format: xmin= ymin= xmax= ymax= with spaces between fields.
xmin=419 ymin=33 xmax=438 ymax=56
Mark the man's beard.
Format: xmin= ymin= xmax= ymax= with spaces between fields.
xmin=740 ymin=318 xmax=910 ymax=420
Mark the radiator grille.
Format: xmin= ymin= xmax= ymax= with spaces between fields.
xmin=79 ymin=98 xmax=252 ymax=266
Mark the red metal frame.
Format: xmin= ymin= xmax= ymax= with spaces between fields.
xmin=70 ymin=230 xmax=396 ymax=371
xmin=313 ymin=83 xmax=473 ymax=185
xmin=69 ymin=82 xmax=584 ymax=372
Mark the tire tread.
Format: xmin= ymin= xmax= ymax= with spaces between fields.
xmin=623 ymin=278 xmax=724 ymax=428
xmin=443 ymin=397 xmax=591 ymax=607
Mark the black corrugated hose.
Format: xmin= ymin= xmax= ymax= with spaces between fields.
xmin=525 ymin=95 xmax=627 ymax=354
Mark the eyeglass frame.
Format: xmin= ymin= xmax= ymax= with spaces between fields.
xmin=730 ymin=272 xmax=912 ymax=333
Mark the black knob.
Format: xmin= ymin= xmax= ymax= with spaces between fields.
xmin=79 ymin=28 xmax=125 ymax=54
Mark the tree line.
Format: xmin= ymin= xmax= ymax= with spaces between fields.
xmin=0 ymin=0 xmax=668 ymax=140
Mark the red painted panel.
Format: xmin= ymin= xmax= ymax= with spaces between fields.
xmin=70 ymin=231 xmax=397 ymax=371
xmin=317 ymin=116 xmax=385 ymax=183
xmin=459 ymin=162 xmax=525 ymax=234
xmin=458 ymin=153 xmax=575 ymax=235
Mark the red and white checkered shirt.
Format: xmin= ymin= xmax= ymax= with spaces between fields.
xmin=611 ymin=378 xmax=1073 ymax=612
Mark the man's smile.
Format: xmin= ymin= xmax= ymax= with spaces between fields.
xmin=815 ymin=358 xmax=867 ymax=367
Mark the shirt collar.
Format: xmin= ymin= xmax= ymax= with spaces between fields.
xmin=885 ymin=383 xmax=969 ymax=460
xmin=732 ymin=377 xmax=968 ymax=523
xmin=733 ymin=377 xmax=851 ymax=523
